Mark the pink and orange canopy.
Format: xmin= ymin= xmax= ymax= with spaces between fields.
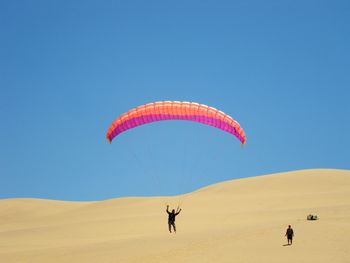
xmin=106 ymin=101 xmax=247 ymax=144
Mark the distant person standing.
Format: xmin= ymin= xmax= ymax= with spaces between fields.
xmin=166 ymin=205 xmax=181 ymax=233
xmin=285 ymin=225 xmax=294 ymax=245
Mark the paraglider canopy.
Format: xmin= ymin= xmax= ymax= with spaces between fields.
xmin=106 ymin=101 xmax=247 ymax=145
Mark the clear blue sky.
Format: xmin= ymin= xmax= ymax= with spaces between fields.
xmin=1 ymin=0 xmax=349 ymax=200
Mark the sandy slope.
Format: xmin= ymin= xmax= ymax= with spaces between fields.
xmin=0 ymin=169 xmax=349 ymax=263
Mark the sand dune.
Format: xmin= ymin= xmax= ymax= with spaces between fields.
xmin=0 ymin=169 xmax=349 ymax=263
